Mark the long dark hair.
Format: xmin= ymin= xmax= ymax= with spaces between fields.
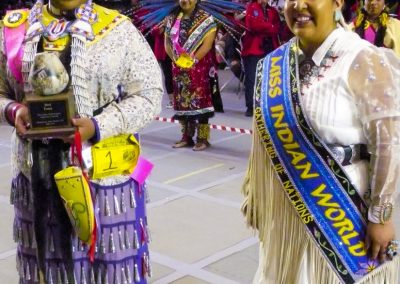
xmin=354 ymin=7 xmax=389 ymax=47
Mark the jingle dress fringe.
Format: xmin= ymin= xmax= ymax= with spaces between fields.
xmin=12 ymin=173 xmax=151 ymax=284
xmin=241 ymin=120 xmax=400 ymax=284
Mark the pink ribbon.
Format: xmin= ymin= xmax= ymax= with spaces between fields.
xmin=130 ymin=156 xmax=154 ymax=185
xmin=4 ymin=12 xmax=27 ymax=83
xmin=170 ymin=13 xmax=186 ymax=56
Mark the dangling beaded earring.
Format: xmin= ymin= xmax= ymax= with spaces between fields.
xmin=334 ymin=9 xmax=342 ymax=22
xmin=334 ymin=9 xmax=350 ymax=30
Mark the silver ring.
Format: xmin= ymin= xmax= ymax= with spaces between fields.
xmin=386 ymin=240 xmax=399 ymax=258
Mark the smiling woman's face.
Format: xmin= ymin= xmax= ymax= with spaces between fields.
xmin=284 ymin=0 xmax=342 ymax=49
xmin=50 ymin=0 xmax=86 ymax=11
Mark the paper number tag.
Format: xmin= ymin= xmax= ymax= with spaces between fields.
xmin=91 ymin=134 xmax=140 ymax=179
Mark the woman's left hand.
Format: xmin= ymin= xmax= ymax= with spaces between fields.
xmin=65 ymin=118 xmax=95 ymax=143
xmin=366 ymin=221 xmax=396 ymax=263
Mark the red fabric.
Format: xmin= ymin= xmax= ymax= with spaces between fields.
xmin=72 ymin=131 xmax=97 ymax=262
xmin=172 ymin=51 xmax=215 ymax=113
xmin=241 ymin=3 xmax=281 ymax=57
xmin=151 ymin=26 xmax=167 ymax=61
xmin=279 ymin=23 xmax=293 ymax=44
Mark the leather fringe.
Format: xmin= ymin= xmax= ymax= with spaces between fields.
xmin=241 ymin=120 xmax=400 ymax=283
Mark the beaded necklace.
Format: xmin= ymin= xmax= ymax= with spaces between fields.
xmin=26 ymin=0 xmax=98 ymax=42
xmin=294 ymin=38 xmax=338 ymax=93
xmin=23 ymin=0 xmax=97 ymax=117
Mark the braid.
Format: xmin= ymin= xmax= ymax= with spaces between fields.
xmin=374 ymin=8 xmax=389 ymax=47
xmin=354 ymin=8 xmax=367 ymax=40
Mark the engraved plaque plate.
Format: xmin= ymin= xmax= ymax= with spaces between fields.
xmin=25 ymin=91 xmax=76 ymax=139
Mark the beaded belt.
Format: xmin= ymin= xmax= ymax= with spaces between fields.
xmin=329 ymin=144 xmax=370 ymax=166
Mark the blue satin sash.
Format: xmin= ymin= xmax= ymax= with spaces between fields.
xmin=255 ymin=41 xmax=380 ymax=283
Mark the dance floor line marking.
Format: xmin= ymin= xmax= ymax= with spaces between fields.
xmin=163 ymin=163 xmax=225 ymax=185
xmin=0 ymin=143 xmax=11 ymax=148
xmin=0 ymin=249 xmax=16 ymax=260
xmin=0 ymin=195 xmax=10 ymax=205
xmin=147 ymin=172 xmax=245 ymax=209
xmin=148 ymin=171 xmax=245 ymax=193
xmin=150 ymin=237 xmax=257 ymax=284
xmin=141 ymin=135 xmax=249 ymax=163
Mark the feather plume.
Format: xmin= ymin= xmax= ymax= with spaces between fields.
xmin=132 ymin=0 xmax=245 ymax=34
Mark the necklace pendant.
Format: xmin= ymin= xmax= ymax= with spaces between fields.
xmin=299 ymin=59 xmax=315 ymax=78
xmin=45 ymin=19 xmax=71 ymax=41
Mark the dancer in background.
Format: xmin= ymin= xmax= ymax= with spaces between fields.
xmin=241 ymin=0 xmax=281 ymax=117
xmin=353 ymin=0 xmax=400 ymax=56
xmin=134 ymin=0 xmax=244 ymax=151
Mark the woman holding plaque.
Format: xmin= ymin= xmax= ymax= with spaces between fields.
xmin=241 ymin=0 xmax=400 ymax=283
xmin=0 ymin=0 xmax=163 ymax=283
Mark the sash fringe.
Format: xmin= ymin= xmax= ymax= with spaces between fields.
xmin=241 ymin=120 xmax=400 ymax=283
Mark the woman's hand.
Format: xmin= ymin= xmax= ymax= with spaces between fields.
xmin=15 ymin=105 xmax=31 ymax=137
xmin=65 ymin=118 xmax=95 ymax=143
xmin=366 ymin=221 xmax=396 ymax=263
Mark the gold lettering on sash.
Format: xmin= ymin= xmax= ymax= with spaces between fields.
xmin=295 ymin=162 xmax=319 ymax=179
xmin=342 ymin=231 xmax=359 ymax=246
xmin=326 ymin=208 xmax=345 ymax=221
xmin=273 ymin=163 xmax=285 ymax=175
xmin=270 ymin=104 xmax=319 ymax=179
xmin=269 ymin=76 xmax=281 ymax=88
xmin=312 ymin=184 xmax=339 ymax=208
xmin=334 ymin=218 xmax=355 ymax=236
xmin=284 ymin=142 xmax=301 ymax=150
xmin=287 ymin=150 xmax=306 ymax=166
xmin=255 ymin=108 xmax=277 ymax=159
xmin=312 ymin=184 xmax=366 ymax=256
xmin=269 ymin=56 xmax=282 ymax=76
xmin=283 ymin=180 xmax=313 ymax=223
xmin=277 ymin=128 xmax=293 ymax=144
xmin=268 ymin=56 xmax=283 ymax=98
xmin=271 ymin=105 xmax=288 ymax=128
xmin=349 ymin=242 xmax=366 ymax=256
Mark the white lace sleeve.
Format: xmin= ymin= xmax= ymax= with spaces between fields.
xmin=93 ymin=21 xmax=163 ymax=139
xmin=348 ymin=46 xmax=400 ymax=222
